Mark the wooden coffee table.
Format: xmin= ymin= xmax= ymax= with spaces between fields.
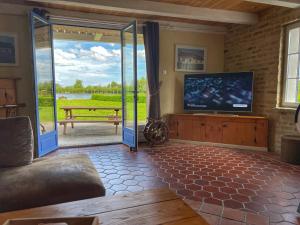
xmin=0 ymin=189 xmax=209 ymax=225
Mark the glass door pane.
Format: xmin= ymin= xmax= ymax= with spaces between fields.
xmin=31 ymin=13 xmax=58 ymax=156
xmin=121 ymin=21 xmax=138 ymax=151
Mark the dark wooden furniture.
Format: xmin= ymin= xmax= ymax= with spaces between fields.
xmin=3 ymin=217 xmax=99 ymax=225
xmin=167 ymin=114 xmax=268 ymax=150
xmin=281 ymin=135 xmax=300 ymax=164
xmin=0 ymin=78 xmax=25 ymax=118
xmin=59 ymin=106 xmax=121 ymax=135
xmin=0 ymin=189 xmax=209 ymax=225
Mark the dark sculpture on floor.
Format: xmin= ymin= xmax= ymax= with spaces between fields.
xmin=143 ymin=118 xmax=169 ymax=146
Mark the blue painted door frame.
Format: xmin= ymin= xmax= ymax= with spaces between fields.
xmin=30 ymin=12 xmax=58 ymax=157
xmin=121 ymin=21 xmax=138 ymax=151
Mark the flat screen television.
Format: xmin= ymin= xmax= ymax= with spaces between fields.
xmin=184 ymin=72 xmax=253 ymax=112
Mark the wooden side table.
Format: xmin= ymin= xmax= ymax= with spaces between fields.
xmin=0 ymin=189 xmax=210 ymax=225
xmin=281 ymin=135 xmax=300 ymax=165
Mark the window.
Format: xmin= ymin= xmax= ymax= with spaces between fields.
xmin=283 ymin=22 xmax=300 ymax=107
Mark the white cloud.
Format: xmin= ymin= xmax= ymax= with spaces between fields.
xmin=78 ymin=72 xmax=108 ymax=78
xmin=112 ymin=49 xmax=121 ymax=56
xmin=69 ymin=48 xmax=79 ymax=54
xmin=54 ymin=49 xmax=77 ymax=66
xmin=79 ymin=49 xmax=90 ymax=55
xmin=52 ymin=41 xmax=144 ymax=86
xmin=90 ymin=46 xmax=113 ymax=61
xmin=75 ymin=43 xmax=82 ymax=49
xmin=137 ymin=49 xmax=145 ymax=58
xmin=55 ymin=49 xmax=76 ymax=59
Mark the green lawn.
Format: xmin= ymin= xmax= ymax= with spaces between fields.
xmin=39 ymin=99 xmax=147 ymax=124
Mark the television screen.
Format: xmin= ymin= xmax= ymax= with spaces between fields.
xmin=184 ymin=72 xmax=253 ymax=112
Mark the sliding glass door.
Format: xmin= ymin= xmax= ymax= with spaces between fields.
xmin=121 ymin=21 xmax=138 ymax=151
xmin=31 ymin=12 xmax=58 ymax=156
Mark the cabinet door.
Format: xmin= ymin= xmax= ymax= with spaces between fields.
xmin=222 ymin=122 xmax=239 ymax=145
xmin=238 ymin=123 xmax=256 ymax=146
xmin=178 ymin=118 xmax=194 ymax=140
xmin=167 ymin=116 xmax=178 ymax=139
xmin=255 ymin=121 xmax=268 ymax=147
xmin=205 ymin=122 xmax=222 ymax=143
xmin=192 ymin=120 xmax=205 ymax=141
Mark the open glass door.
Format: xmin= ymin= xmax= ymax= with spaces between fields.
xmin=121 ymin=21 xmax=138 ymax=151
xmin=30 ymin=12 xmax=58 ymax=156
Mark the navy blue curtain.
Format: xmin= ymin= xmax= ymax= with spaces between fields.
xmin=143 ymin=22 xmax=160 ymax=120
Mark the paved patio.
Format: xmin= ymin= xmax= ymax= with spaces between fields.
xmin=58 ymin=123 xmax=122 ymax=147
xmin=50 ymin=142 xmax=300 ymax=225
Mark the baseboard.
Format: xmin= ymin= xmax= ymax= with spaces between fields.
xmin=169 ymin=139 xmax=268 ymax=152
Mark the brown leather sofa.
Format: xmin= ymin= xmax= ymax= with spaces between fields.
xmin=0 ymin=117 xmax=105 ymax=212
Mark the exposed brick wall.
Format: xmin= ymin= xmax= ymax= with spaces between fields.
xmin=224 ymin=7 xmax=300 ymax=153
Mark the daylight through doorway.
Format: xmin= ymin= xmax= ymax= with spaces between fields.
xmin=51 ymin=25 xmax=147 ymax=147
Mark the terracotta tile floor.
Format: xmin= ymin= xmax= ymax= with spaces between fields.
xmin=51 ymin=142 xmax=300 ymax=225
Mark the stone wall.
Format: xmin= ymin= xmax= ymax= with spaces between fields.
xmin=224 ymin=7 xmax=300 ymax=153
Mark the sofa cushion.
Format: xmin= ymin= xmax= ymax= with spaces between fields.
xmin=0 ymin=117 xmax=33 ymax=168
xmin=0 ymin=154 xmax=105 ymax=212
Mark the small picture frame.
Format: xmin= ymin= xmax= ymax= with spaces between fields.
xmin=175 ymin=45 xmax=206 ymax=73
xmin=0 ymin=33 xmax=18 ymax=66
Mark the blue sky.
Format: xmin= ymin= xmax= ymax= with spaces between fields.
xmin=53 ymin=40 xmax=146 ymax=87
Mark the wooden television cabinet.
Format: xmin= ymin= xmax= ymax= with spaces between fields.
xmin=167 ymin=114 xmax=268 ymax=150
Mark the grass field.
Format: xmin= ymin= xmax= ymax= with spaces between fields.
xmin=39 ymin=99 xmax=147 ymax=124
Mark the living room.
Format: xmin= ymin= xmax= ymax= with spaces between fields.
xmin=0 ymin=1 xmax=299 ymax=225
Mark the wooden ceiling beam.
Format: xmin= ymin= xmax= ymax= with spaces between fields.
xmin=29 ymin=0 xmax=259 ymax=25
xmin=244 ymin=0 xmax=300 ymax=8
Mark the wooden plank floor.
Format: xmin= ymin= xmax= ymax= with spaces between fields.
xmin=0 ymin=189 xmax=209 ymax=225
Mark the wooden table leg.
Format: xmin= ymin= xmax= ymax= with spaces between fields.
xmin=70 ymin=109 xmax=74 ymax=128
xmin=115 ymin=109 xmax=119 ymax=135
xmin=115 ymin=123 xmax=118 ymax=135
xmin=64 ymin=109 xmax=68 ymax=118
xmin=115 ymin=109 xmax=119 ymax=119
xmin=63 ymin=123 xmax=67 ymax=135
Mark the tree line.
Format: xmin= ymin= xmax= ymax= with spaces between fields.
xmin=38 ymin=77 xmax=147 ymax=95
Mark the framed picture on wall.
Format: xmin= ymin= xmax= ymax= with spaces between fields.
xmin=175 ymin=45 xmax=206 ymax=72
xmin=0 ymin=33 xmax=18 ymax=66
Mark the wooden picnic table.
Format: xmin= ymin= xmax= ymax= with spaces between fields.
xmin=59 ymin=106 xmax=122 ymax=135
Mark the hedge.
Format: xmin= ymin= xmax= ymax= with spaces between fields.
xmin=38 ymin=96 xmax=54 ymax=107
xmin=39 ymin=94 xmax=147 ymax=106
xmin=91 ymin=94 xmax=146 ymax=103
